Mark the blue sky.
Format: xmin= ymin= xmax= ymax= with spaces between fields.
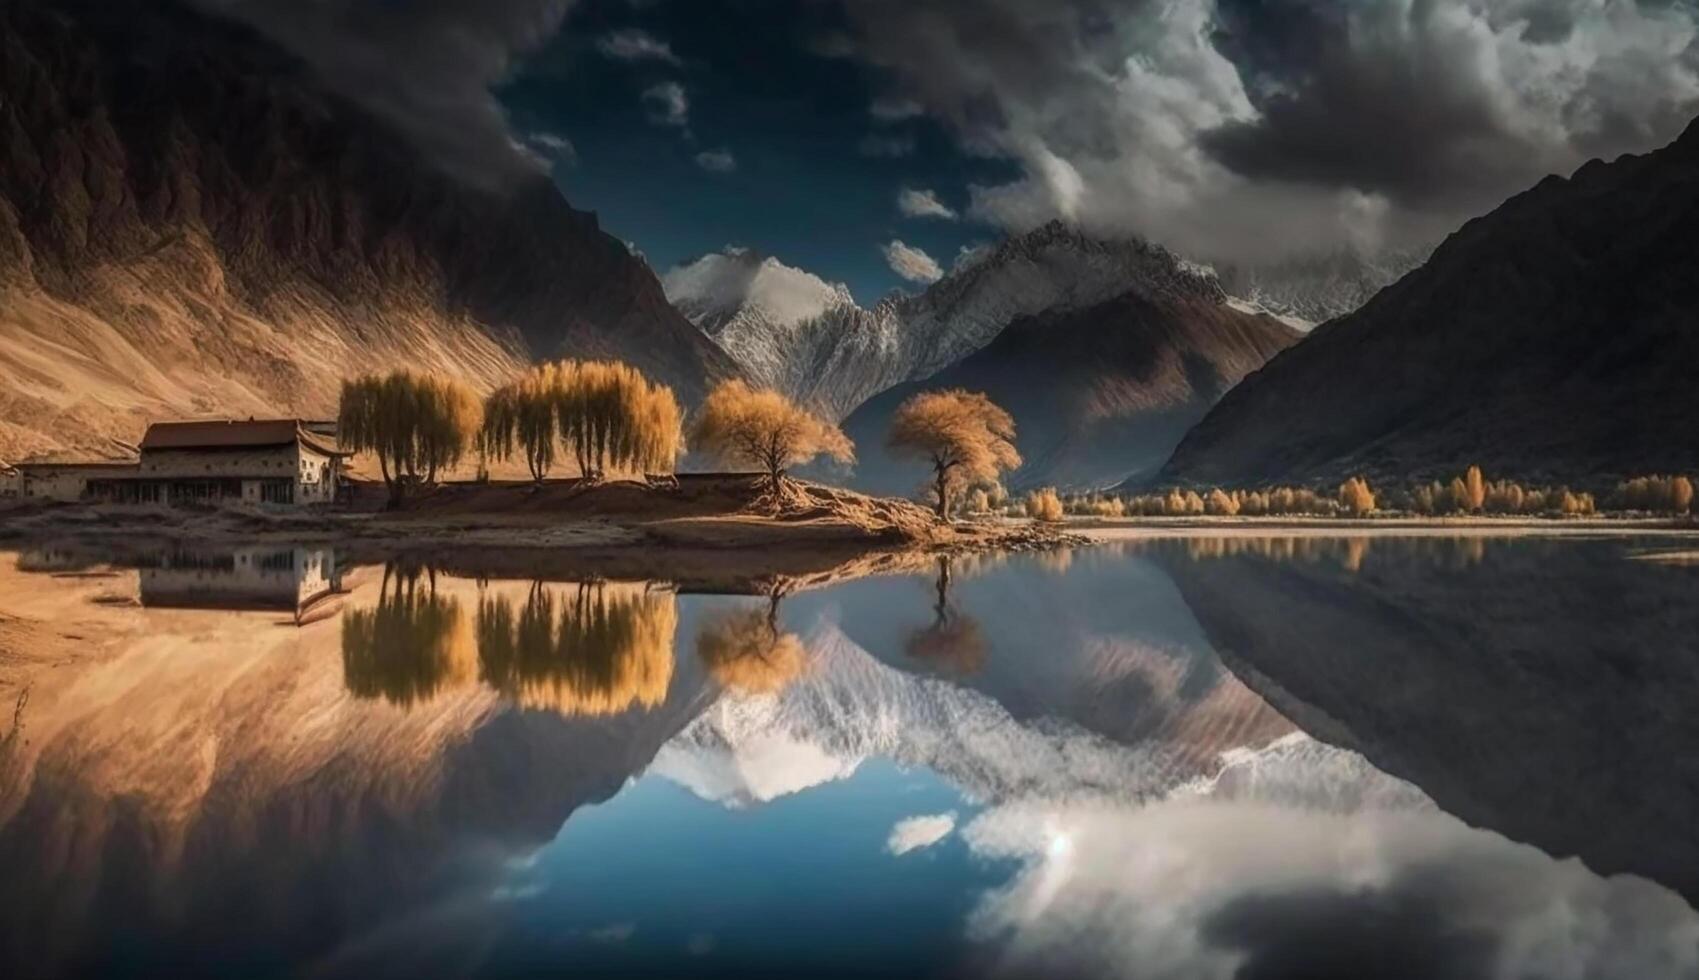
xmin=501 ymin=0 xmax=1016 ymax=304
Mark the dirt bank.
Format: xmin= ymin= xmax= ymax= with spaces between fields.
xmin=0 ymin=475 xmax=1078 ymax=559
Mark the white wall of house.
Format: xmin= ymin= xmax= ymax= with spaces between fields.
xmin=20 ymin=467 xmax=135 ymax=501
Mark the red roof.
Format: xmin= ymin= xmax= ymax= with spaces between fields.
xmin=140 ymin=420 xmax=351 ymax=456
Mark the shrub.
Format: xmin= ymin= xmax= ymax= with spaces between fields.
xmin=1025 ymin=487 xmax=1065 ymax=522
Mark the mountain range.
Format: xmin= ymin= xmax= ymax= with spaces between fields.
xmin=1161 ymin=117 xmax=1699 ymax=488
xmin=668 ymin=224 xmax=1318 ymax=489
xmin=0 ymin=0 xmax=733 ymax=461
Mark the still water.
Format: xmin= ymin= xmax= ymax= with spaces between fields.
xmin=3 ymin=535 xmax=1699 ymax=978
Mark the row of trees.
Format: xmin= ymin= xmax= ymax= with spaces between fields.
xmin=482 ymin=361 xmax=684 ymax=482
xmin=1017 ymin=465 xmax=1697 ymax=523
xmin=339 ymin=366 xmax=1025 ymax=521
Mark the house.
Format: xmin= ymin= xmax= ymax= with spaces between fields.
xmin=16 ymin=461 xmax=146 ymax=502
xmin=0 ymin=462 xmax=19 ymax=497
xmin=17 ymin=419 xmax=352 ymax=506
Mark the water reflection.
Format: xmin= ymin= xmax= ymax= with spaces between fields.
xmin=696 ymin=594 xmax=808 ymax=695
xmin=904 ymin=557 xmax=986 ymax=677
xmin=341 ymin=565 xmax=475 ymax=707
xmin=475 ymin=582 xmax=676 ymax=716
xmin=2 ymin=534 xmax=1698 ymax=979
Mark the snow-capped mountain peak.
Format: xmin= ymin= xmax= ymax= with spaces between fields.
xmin=663 ymin=248 xmax=854 ymax=332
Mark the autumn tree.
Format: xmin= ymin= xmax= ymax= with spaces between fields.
xmin=339 ymin=370 xmax=482 ymax=506
xmin=690 ymin=379 xmax=853 ymax=492
xmin=1338 ymin=477 xmax=1376 ymax=517
xmin=887 ymin=389 xmax=1021 ymax=521
xmin=1463 ymin=465 xmax=1487 ymax=513
xmin=483 ymin=361 xmax=684 ymax=482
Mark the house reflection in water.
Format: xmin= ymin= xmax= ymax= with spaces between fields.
xmin=138 ymin=547 xmax=345 ymax=624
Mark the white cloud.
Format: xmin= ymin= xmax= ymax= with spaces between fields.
xmin=881 ymin=240 xmax=944 ymax=284
xmin=523 ymin=131 xmax=576 ymax=165
xmin=642 ymin=81 xmax=689 ymax=128
xmin=897 ymin=187 xmax=957 ymax=220
xmin=695 ymin=148 xmax=737 ymax=173
xmin=952 ymin=242 xmax=991 ymax=273
xmin=841 ymin=0 xmax=1699 ymax=263
xmin=596 ymin=29 xmax=680 ymax=65
xmin=886 ymin=812 xmax=957 ymax=855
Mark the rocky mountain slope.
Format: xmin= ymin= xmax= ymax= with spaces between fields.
xmin=668 ymin=222 xmax=1255 ymax=422
xmin=840 ymin=260 xmax=1301 ymax=492
xmin=1161 ymin=117 xmax=1699 ymax=488
xmin=0 ymin=0 xmax=733 ymax=461
xmin=1214 ymin=246 xmax=1430 ymax=329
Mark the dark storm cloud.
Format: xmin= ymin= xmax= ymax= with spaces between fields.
xmin=836 ymin=0 xmax=1699 ymax=261
xmin=1204 ymin=0 xmax=1699 ymax=212
xmin=1201 ymin=869 xmax=1499 ymax=980
xmin=194 ymin=0 xmax=576 ymax=188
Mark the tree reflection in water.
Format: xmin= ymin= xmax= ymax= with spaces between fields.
xmin=340 ymin=565 xmax=475 ymax=707
xmin=696 ymin=592 xmax=808 ymax=695
xmin=476 ymin=581 xmax=676 ymax=716
xmin=341 ymin=566 xmax=677 ymax=716
xmin=905 ymin=556 xmax=985 ymax=676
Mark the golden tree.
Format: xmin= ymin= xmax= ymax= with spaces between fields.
xmin=887 ymin=389 xmax=1021 ymax=520
xmin=690 ymin=379 xmax=854 ymax=491
xmin=1463 ymin=465 xmax=1487 ymax=513
xmin=483 ymin=361 xmax=684 ymax=482
xmin=339 ymin=370 xmax=482 ymax=505
xmin=1338 ymin=477 xmax=1376 ymax=517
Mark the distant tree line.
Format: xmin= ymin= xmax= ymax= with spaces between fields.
xmin=1003 ymin=465 xmax=1696 ymax=523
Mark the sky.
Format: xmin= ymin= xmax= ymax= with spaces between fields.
xmin=201 ymin=0 xmax=1699 ymax=304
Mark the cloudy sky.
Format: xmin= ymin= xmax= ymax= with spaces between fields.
xmin=207 ymin=0 xmax=1699 ymax=302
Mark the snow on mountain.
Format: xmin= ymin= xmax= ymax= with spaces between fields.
xmin=667 ymin=221 xmax=1233 ymax=420
xmin=663 ymin=249 xmax=879 ymax=416
xmin=653 ymin=611 xmax=1291 ymax=810
xmin=1215 ymin=245 xmax=1431 ymax=329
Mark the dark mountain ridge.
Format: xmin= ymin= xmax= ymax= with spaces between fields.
xmin=841 ymin=273 xmax=1301 ymax=493
xmin=1160 ymin=116 xmax=1699 ymax=488
xmin=0 ymin=0 xmax=733 ymax=459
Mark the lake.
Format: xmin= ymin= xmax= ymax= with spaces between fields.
xmin=2 ymin=534 xmax=1698 ymax=979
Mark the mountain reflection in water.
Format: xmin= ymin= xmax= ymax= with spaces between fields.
xmin=0 ymin=535 xmax=1697 ymax=979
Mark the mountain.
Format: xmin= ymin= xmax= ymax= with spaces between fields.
xmin=669 ymin=222 xmax=1274 ymax=423
xmin=0 ymin=0 xmax=734 ymax=460
xmin=1160 ymin=118 xmax=1699 ymax=488
xmin=1213 ymin=246 xmax=1431 ymax=330
xmin=839 ymin=247 xmax=1301 ymax=492
xmin=662 ymin=248 xmax=880 ymax=418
